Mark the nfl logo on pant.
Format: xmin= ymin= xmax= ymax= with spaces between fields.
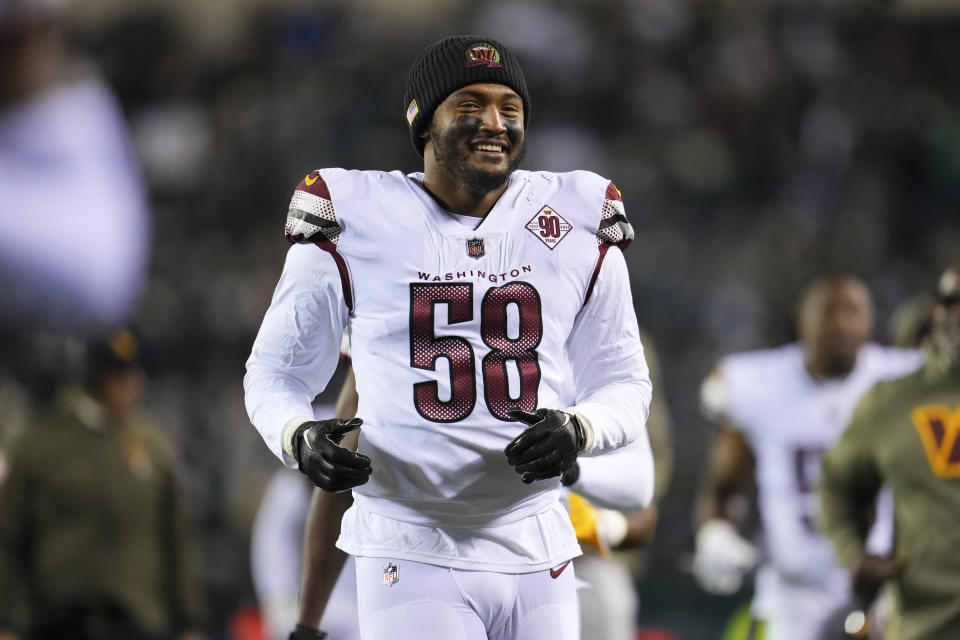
xmin=382 ymin=562 xmax=399 ymax=587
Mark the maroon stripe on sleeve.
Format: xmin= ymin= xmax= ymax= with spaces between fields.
xmin=583 ymin=243 xmax=611 ymax=307
xmin=313 ymin=238 xmax=354 ymax=313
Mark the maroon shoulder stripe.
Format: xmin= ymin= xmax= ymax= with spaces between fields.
xmin=583 ymin=243 xmax=611 ymax=306
xmin=313 ymin=237 xmax=354 ymax=313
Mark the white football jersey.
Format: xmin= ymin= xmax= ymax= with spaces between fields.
xmin=245 ymin=168 xmax=652 ymax=572
xmin=702 ymin=343 xmax=923 ymax=586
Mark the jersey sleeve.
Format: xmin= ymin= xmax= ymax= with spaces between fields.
xmin=565 ymin=245 xmax=652 ymax=456
xmin=572 ymin=434 xmax=655 ymax=511
xmin=818 ymin=386 xmax=884 ymax=568
xmin=244 ymin=243 xmax=350 ymax=467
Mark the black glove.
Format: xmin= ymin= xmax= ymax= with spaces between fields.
xmin=505 ymin=408 xmax=585 ymax=484
xmin=560 ymin=461 xmax=580 ymax=487
xmin=289 ymin=624 xmax=328 ymax=640
xmin=293 ymin=418 xmax=372 ymax=492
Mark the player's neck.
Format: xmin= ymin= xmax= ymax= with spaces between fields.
xmin=420 ymin=166 xmax=508 ymax=219
xmin=803 ymin=354 xmax=855 ymax=381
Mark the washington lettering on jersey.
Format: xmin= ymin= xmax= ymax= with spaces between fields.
xmin=416 ymin=265 xmax=533 ymax=282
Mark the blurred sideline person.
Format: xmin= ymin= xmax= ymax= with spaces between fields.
xmin=694 ymin=276 xmax=924 ymax=640
xmin=0 ymin=329 xmax=203 ymax=640
xmin=245 ymin=35 xmax=652 ymax=640
xmin=0 ymin=0 xmax=149 ymax=333
xmin=819 ymin=263 xmax=960 ymax=640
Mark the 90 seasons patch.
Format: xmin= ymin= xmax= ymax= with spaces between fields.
xmin=465 ymin=42 xmax=502 ymax=68
xmin=382 ymin=562 xmax=399 ymax=587
xmin=526 ymin=205 xmax=573 ymax=250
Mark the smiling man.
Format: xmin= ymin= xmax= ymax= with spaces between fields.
xmin=244 ymin=35 xmax=653 ymax=640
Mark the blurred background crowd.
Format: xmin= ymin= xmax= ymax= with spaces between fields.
xmin=1 ymin=0 xmax=958 ymax=638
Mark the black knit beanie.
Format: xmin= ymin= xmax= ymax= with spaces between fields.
xmin=403 ymin=35 xmax=530 ymax=157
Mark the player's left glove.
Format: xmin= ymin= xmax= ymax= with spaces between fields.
xmin=505 ymin=408 xmax=585 ymax=484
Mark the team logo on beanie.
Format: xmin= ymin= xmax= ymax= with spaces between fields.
xmin=465 ymin=42 xmax=502 ymax=68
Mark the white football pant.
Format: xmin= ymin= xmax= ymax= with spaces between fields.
xmin=355 ymin=556 xmax=580 ymax=640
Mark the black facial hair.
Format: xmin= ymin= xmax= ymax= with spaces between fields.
xmin=429 ymin=116 xmax=526 ymax=195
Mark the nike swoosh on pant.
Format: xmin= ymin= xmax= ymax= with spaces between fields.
xmin=549 ymin=561 xmax=571 ymax=579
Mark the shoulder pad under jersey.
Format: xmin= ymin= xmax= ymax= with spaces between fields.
xmin=284 ymin=170 xmax=342 ymax=245
xmin=596 ymin=182 xmax=633 ymax=250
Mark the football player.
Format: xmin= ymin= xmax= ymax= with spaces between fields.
xmin=694 ymin=276 xmax=924 ymax=640
xmin=245 ymin=35 xmax=653 ymax=640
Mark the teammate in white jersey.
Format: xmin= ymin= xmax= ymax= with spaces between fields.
xmin=244 ymin=35 xmax=653 ymax=640
xmin=693 ymin=276 xmax=923 ymax=640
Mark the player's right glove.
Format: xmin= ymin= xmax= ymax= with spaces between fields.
xmin=505 ymin=408 xmax=585 ymax=484
xmin=691 ymin=518 xmax=759 ymax=595
xmin=293 ymin=418 xmax=371 ymax=492
xmin=289 ymin=624 xmax=327 ymax=640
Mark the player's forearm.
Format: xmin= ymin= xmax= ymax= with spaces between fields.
xmin=696 ymin=459 xmax=756 ymax=528
xmin=572 ymin=434 xmax=654 ymax=510
xmin=297 ymin=488 xmax=353 ymax=628
xmin=244 ymin=371 xmax=316 ymax=467
xmin=695 ymin=427 xmax=754 ymax=527
xmin=570 ymin=376 xmax=651 ymax=455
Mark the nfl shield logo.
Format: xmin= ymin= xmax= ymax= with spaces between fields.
xmin=466 ymin=238 xmax=485 ymax=259
xmin=382 ymin=562 xmax=399 ymax=587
